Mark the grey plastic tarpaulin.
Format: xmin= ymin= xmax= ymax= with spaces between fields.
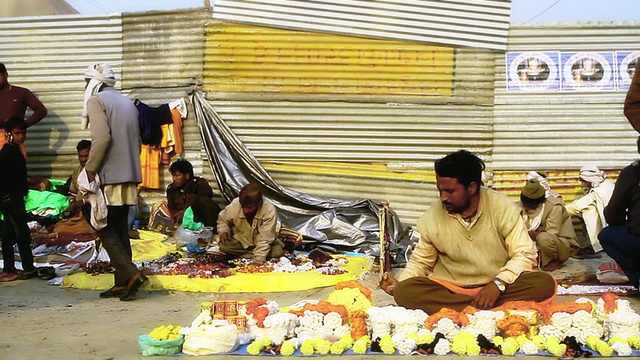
xmin=191 ymin=91 xmax=405 ymax=249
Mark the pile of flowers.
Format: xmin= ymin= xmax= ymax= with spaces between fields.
xmin=172 ymin=284 xmax=640 ymax=357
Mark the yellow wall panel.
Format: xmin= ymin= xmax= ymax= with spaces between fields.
xmin=205 ymin=22 xmax=453 ymax=97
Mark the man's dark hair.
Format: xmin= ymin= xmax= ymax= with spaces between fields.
xmin=76 ymin=139 xmax=91 ymax=151
xmin=169 ymin=159 xmax=194 ymax=178
xmin=0 ymin=63 xmax=6 ymax=74
xmin=434 ymin=150 xmax=485 ymax=187
xmin=2 ymin=116 xmax=27 ymax=132
xmin=239 ymin=182 xmax=263 ymax=207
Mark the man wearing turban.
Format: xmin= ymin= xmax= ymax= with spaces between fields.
xmin=565 ymin=165 xmax=615 ymax=254
xmin=520 ymin=179 xmax=580 ymax=271
xmin=82 ymin=63 xmax=145 ymax=301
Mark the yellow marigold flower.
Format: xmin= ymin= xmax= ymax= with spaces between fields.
xmin=628 ymin=335 xmax=640 ymax=349
xmin=316 ymin=339 xmax=332 ymax=355
xmin=300 ymin=340 xmax=314 ymax=356
xmin=352 ymin=339 xmax=368 ymax=354
xmin=502 ymin=337 xmax=519 ymax=356
xmin=280 ymin=341 xmax=296 ymax=356
xmin=492 ymin=336 xmax=504 ymax=347
xmin=247 ymin=342 xmax=262 ymax=355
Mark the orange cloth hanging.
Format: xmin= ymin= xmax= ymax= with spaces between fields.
xmin=140 ymin=145 xmax=161 ymax=189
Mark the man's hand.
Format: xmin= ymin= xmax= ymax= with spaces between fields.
xmin=171 ymin=210 xmax=185 ymax=226
xmin=379 ymin=272 xmax=398 ymax=296
xmin=528 ymin=229 xmax=539 ymax=240
xmin=252 ymin=258 xmax=265 ymax=265
xmin=86 ymin=170 xmax=97 ymax=183
xmin=218 ymin=232 xmax=231 ymax=245
xmin=471 ymin=281 xmax=502 ymax=309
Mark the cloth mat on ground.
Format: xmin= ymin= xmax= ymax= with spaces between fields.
xmin=557 ymin=283 xmax=638 ymax=296
xmin=62 ymin=235 xmax=370 ymax=293
xmin=63 ymin=255 xmax=369 ymax=292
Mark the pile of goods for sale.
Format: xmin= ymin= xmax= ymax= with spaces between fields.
xmin=139 ymin=282 xmax=640 ymax=357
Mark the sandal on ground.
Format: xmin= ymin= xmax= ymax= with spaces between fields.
xmin=37 ymin=267 xmax=57 ymax=280
xmin=18 ymin=269 xmax=39 ymax=280
xmin=572 ymin=247 xmax=602 ymax=259
xmin=0 ymin=272 xmax=20 ymax=282
xmin=120 ymin=272 xmax=148 ymax=301
xmin=100 ymin=286 xmax=128 ymax=298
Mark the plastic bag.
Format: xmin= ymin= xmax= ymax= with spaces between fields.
xmin=138 ymin=334 xmax=184 ymax=356
xmin=182 ymin=206 xmax=203 ymax=231
xmin=174 ymin=225 xmax=214 ymax=249
xmin=182 ymin=324 xmax=239 ymax=355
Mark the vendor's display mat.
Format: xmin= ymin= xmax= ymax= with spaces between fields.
xmin=62 ymin=254 xmax=370 ymax=293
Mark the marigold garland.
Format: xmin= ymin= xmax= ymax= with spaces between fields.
xmin=245 ymin=297 xmax=270 ymax=327
xmin=348 ymin=310 xmax=369 ymax=340
xmin=288 ymin=301 xmax=348 ymax=323
xmin=497 ymin=315 xmax=529 ymax=338
xmin=424 ymin=308 xmax=469 ymax=330
xmin=602 ymin=292 xmax=619 ymax=313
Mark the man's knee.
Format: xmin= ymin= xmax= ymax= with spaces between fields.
xmin=530 ymin=272 xmax=556 ymax=300
xmin=598 ymin=226 xmax=618 ymax=246
xmin=535 ymin=232 xmax=555 ymax=248
xmin=393 ymin=278 xmax=421 ymax=308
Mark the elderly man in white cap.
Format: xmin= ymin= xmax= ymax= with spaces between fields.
xmin=82 ymin=63 xmax=146 ymax=301
xmin=520 ymin=179 xmax=580 ymax=271
xmin=565 ymin=165 xmax=615 ymax=255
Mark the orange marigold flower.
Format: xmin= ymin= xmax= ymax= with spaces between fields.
xmin=424 ymin=308 xmax=470 ymax=330
xmin=497 ymin=314 xmax=529 ymax=337
xmin=602 ymin=292 xmax=619 ymax=313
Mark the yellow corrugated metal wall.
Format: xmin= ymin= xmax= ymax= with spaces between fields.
xmin=204 ymin=22 xmax=496 ymax=226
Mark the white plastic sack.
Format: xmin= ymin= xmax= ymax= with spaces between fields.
xmin=174 ymin=225 xmax=214 ymax=249
xmin=182 ymin=324 xmax=239 ymax=355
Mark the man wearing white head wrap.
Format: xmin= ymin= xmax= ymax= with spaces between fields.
xmin=82 ymin=63 xmax=145 ymax=301
xmin=565 ymin=165 xmax=615 ymax=253
xmin=82 ymin=63 xmax=117 ymax=129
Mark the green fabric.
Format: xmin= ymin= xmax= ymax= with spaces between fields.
xmin=182 ymin=206 xmax=203 ymax=231
xmin=49 ymin=178 xmax=66 ymax=187
xmin=24 ymin=190 xmax=70 ymax=215
xmin=0 ymin=180 xmax=70 ymax=221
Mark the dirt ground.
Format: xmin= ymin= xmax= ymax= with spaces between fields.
xmin=1 ymin=255 xmax=638 ymax=360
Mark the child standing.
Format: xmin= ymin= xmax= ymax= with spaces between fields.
xmin=0 ymin=116 xmax=36 ymax=281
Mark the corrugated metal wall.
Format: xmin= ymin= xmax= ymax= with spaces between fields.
xmin=204 ymin=21 xmax=497 ymax=226
xmin=122 ymin=8 xmax=211 ymax=209
xmin=0 ymin=14 xmax=122 ymax=178
xmin=0 ymin=9 xmax=211 ymax=217
xmin=493 ymin=22 xmax=640 ymax=171
xmin=492 ymin=22 xmax=640 ymax=203
xmin=212 ymin=0 xmax=512 ymax=51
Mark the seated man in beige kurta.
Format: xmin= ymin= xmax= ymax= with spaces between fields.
xmin=380 ymin=150 xmax=556 ymax=314
xmin=520 ymin=179 xmax=580 ymax=271
xmin=217 ymin=183 xmax=283 ymax=265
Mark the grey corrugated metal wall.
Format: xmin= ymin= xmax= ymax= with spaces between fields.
xmin=122 ymin=8 xmax=211 ymax=210
xmin=212 ymin=0 xmax=512 ymax=51
xmin=493 ymin=22 xmax=640 ymax=171
xmin=0 ymin=9 xmax=211 ymax=217
xmin=492 ymin=22 xmax=640 ymax=205
xmin=203 ymin=21 xmax=497 ymax=226
xmin=0 ymin=14 xmax=122 ymax=178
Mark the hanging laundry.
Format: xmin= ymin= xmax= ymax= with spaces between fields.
xmin=134 ymin=100 xmax=173 ymax=146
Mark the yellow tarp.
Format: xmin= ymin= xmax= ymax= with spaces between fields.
xmin=62 ymin=234 xmax=371 ymax=292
